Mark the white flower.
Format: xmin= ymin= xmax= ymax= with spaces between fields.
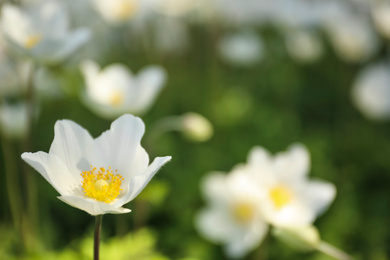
xmin=80 ymin=60 xmax=167 ymax=118
xmin=0 ymin=102 xmax=28 ymax=140
xmin=0 ymin=1 xmax=91 ymax=64
xmin=246 ymin=144 xmax=336 ymax=227
xmin=21 ymin=114 xmax=171 ymax=215
xmin=80 ymin=60 xmax=166 ymax=118
xmin=371 ymin=1 xmax=390 ymax=39
xmin=285 ymin=29 xmax=323 ymax=63
xmin=324 ymin=12 xmax=378 ymax=63
xmin=196 ymin=169 xmax=268 ymax=259
xmin=218 ymin=29 xmax=264 ymax=67
xmin=90 ymin=0 xmax=151 ymax=24
xmin=351 ymin=62 xmax=390 ymax=121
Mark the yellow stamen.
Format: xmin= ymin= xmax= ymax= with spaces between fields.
xmin=114 ymin=0 xmax=138 ymax=20
xmin=81 ymin=166 xmax=123 ymax=203
xmin=109 ymin=91 xmax=124 ymax=106
xmin=24 ymin=34 xmax=42 ymax=49
xmin=232 ymin=202 xmax=254 ymax=223
xmin=269 ymin=185 xmax=292 ymax=210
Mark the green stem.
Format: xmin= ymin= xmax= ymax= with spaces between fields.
xmin=317 ymin=241 xmax=354 ymax=260
xmin=94 ymin=215 xmax=103 ymax=260
xmin=22 ymin=62 xmax=39 ymax=251
xmin=1 ymin=137 xmax=23 ymax=238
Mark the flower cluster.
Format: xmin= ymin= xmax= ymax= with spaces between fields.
xmin=196 ymin=144 xmax=336 ymax=258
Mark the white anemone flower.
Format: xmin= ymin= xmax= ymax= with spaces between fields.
xmin=0 ymin=102 xmax=28 ymax=140
xmin=246 ymin=144 xmax=336 ymax=227
xmin=371 ymin=1 xmax=390 ymax=39
xmin=21 ymin=114 xmax=171 ymax=215
xmin=324 ymin=12 xmax=378 ymax=63
xmin=196 ymin=169 xmax=268 ymax=259
xmin=285 ymin=29 xmax=323 ymax=64
xmin=80 ymin=60 xmax=167 ymax=119
xmin=218 ymin=29 xmax=264 ymax=67
xmin=0 ymin=1 xmax=91 ymax=64
xmin=351 ymin=62 xmax=390 ymax=120
xmin=91 ymin=0 xmax=150 ymax=24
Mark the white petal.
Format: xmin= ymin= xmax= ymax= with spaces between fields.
xmin=131 ymin=66 xmax=167 ymax=114
xmin=52 ymin=28 xmax=91 ymax=61
xmin=21 ymin=152 xmax=77 ymax=196
xmin=49 ymin=119 xmax=95 ymax=180
xmin=275 ymin=143 xmax=310 ymax=180
xmin=195 ymin=207 xmax=237 ymax=244
xmin=80 ymin=59 xmax=100 ymax=81
xmin=200 ymin=172 xmax=230 ymax=203
xmin=113 ymin=156 xmax=172 ymax=207
xmin=58 ymin=195 xmax=131 ymax=215
xmin=247 ymin=146 xmax=271 ymax=167
xmin=224 ymin=220 xmax=269 ymax=259
xmin=40 ymin=1 xmax=68 ymax=38
xmin=301 ymin=180 xmax=336 ymax=216
xmin=94 ymin=114 xmax=149 ymax=185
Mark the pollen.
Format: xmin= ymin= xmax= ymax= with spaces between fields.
xmin=24 ymin=34 xmax=42 ymax=49
xmin=269 ymin=185 xmax=292 ymax=210
xmin=109 ymin=91 xmax=124 ymax=106
xmin=81 ymin=166 xmax=124 ymax=203
xmin=114 ymin=0 xmax=138 ymax=20
xmin=232 ymin=202 xmax=254 ymax=223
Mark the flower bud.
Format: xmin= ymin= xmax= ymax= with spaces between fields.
xmin=272 ymin=225 xmax=320 ymax=252
xmin=181 ymin=113 xmax=213 ymax=142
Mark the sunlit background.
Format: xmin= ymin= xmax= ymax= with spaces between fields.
xmin=0 ymin=0 xmax=389 ymax=259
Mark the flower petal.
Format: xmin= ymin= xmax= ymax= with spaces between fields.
xmin=247 ymin=146 xmax=271 ymax=167
xmin=49 ymin=119 xmax=95 ymax=180
xmin=131 ymin=66 xmax=166 ymax=114
xmin=21 ymin=152 xmax=77 ymax=196
xmin=58 ymin=195 xmax=131 ymax=216
xmin=200 ymin=172 xmax=230 ymax=203
xmin=52 ymin=28 xmax=91 ymax=62
xmin=195 ymin=207 xmax=237 ymax=244
xmin=224 ymin=219 xmax=268 ymax=259
xmin=94 ymin=114 xmax=149 ymax=184
xmin=113 ymin=156 xmax=171 ymax=207
xmin=274 ymin=143 xmax=310 ymax=180
xmin=301 ymin=180 xmax=336 ymax=216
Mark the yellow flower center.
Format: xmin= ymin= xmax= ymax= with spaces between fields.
xmin=114 ymin=0 xmax=138 ymax=20
xmin=109 ymin=91 xmax=124 ymax=106
xmin=81 ymin=166 xmax=123 ymax=203
xmin=24 ymin=34 xmax=42 ymax=49
xmin=269 ymin=185 xmax=292 ymax=210
xmin=232 ymin=202 xmax=254 ymax=223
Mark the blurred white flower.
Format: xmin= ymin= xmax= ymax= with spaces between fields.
xmin=21 ymin=114 xmax=171 ymax=215
xmin=324 ymin=12 xmax=378 ymax=63
xmin=90 ymin=0 xmax=152 ymax=24
xmin=181 ymin=113 xmax=213 ymax=142
xmin=371 ymin=1 xmax=390 ymax=39
xmin=0 ymin=102 xmax=28 ymax=140
xmin=351 ymin=62 xmax=390 ymax=120
xmin=149 ymin=0 xmax=201 ymax=17
xmin=0 ymin=1 xmax=91 ymax=64
xmin=246 ymin=144 xmax=336 ymax=227
xmin=196 ymin=170 xmax=268 ymax=258
xmin=153 ymin=112 xmax=213 ymax=142
xmin=80 ymin=60 xmax=167 ymax=118
xmin=285 ymin=29 xmax=323 ymax=63
xmin=218 ymin=29 xmax=264 ymax=67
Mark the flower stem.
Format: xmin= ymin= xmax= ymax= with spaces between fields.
xmin=317 ymin=241 xmax=354 ymax=260
xmin=94 ymin=215 xmax=103 ymax=260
